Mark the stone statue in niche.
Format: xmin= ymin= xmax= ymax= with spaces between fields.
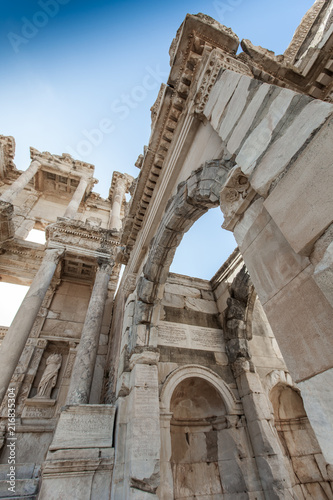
xmin=36 ymin=353 xmax=62 ymax=399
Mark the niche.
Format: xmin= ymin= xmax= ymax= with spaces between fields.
xmin=170 ymin=377 xmax=225 ymax=498
xmin=29 ymin=341 xmax=68 ymax=401
xmin=270 ymin=384 xmax=332 ymax=498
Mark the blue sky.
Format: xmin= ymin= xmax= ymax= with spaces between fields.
xmin=0 ymin=0 xmax=314 ymax=289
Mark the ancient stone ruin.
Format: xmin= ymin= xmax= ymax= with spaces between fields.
xmin=0 ymin=1 xmax=333 ymax=498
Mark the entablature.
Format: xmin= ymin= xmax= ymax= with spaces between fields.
xmin=122 ymin=14 xmax=245 ymax=254
xmin=46 ymin=219 xmax=120 ymax=260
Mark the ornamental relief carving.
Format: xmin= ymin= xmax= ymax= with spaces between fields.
xmin=220 ymin=166 xmax=256 ymax=230
xmin=195 ymin=49 xmax=252 ymax=113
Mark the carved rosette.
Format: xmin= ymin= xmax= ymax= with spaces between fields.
xmin=220 ymin=166 xmax=256 ymax=230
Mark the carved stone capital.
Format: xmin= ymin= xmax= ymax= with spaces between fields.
xmin=0 ymin=200 xmax=14 ymax=244
xmin=96 ymin=257 xmax=113 ymax=275
xmin=44 ymin=247 xmax=65 ymax=264
xmin=220 ymin=167 xmax=256 ymax=230
xmin=129 ymin=349 xmax=160 ymax=370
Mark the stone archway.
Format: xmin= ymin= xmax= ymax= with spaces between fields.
xmin=124 ymin=123 xmax=333 ymax=496
xmin=132 ymin=72 xmax=333 ymax=463
xmin=131 ymin=158 xmax=233 ymax=348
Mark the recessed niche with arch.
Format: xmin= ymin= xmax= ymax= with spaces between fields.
xmin=270 ymin=382 xmax=332 ymax=497
xmin=170 ymin=376 xmax=225 ymax=498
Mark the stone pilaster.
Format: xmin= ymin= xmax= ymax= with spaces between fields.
xmin=115 ymin=351 xmax=160 ymax=499
xmin=0 ymin=160 xmax=41 ymax=204
xmin=0 ymin=248 xmax=64 ymax=403
xmin=234 ymin=361 xmax=294 ymax=498
xmin=224 ymin=267 xmax=294 ymax=497
xmin=63 ymin=176 xmax=88 ymax=219
xmin=157 ymin=412 xmax=174 ymax=500
xmin=66 ymin=259 xmax=112 ymax=405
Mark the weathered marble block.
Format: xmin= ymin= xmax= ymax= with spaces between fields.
xmin=50 ymin=404 xmax=116 ymax=450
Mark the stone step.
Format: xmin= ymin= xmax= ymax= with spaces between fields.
xmin=0 ymin=478 xmax=39 ymax=498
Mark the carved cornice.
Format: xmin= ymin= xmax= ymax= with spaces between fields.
xmin=239 ymin=9 xmax=333 ymax=103
xmin=194 ymin=48 xmax=252 ymax=113
xmin=0 ymin=240 xmax=45 ymax=280
xmin=0 ymin=136 xmax=16 ymax=176
xmin=46 ymin=219 xmax=120 ymax=260
xmin=150 ymin=84 xmax=167 ymax=128
xmin=283 ymin=0 xmax=326 ymax=65
xmin=122 ymin=14 xmax=242 ymax=252
xmin=1 ymin=240 xmax=45 ymax=260
xmin=30 ymin=147 xmax=95 ymax=175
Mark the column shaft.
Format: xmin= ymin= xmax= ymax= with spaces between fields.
xmin=0 ymin=248 xmax=64 ymax=402
xmin=63 ymin=177 xmax=88 ymax=219
xmin=66 ymin=261 xmax=111 ymax=405
xmin=109 ymin=178 xmax=127 ymax=230
xmin=1 ymin=160 xmax=41 ymax=204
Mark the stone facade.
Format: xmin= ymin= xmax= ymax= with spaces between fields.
xmin=0 ymin=2 xmax=333 ymax=498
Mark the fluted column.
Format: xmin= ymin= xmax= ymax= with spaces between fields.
xmin=109 ymin=176 xmax=127 ymax=230
xmin=63 ymin=176 xmax=88 ymax=219
xmin=66 ymin=259 xmax=112 ymax=405
xmin=0 ymin=248 xmax=64 ymax=403
xmin=1 ymin=160 xmax=41 ymax=203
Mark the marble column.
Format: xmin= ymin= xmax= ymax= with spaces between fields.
xmin=109 ymin=176 xmax=127 ymax=230
xmin=0 ymin=248 xmax=64 ymax=403
xmin=63 ymin=176 xmax=88 ymax=219
xmin=66 ymin=259 xmax=112 ymax=405
xmin=0 ymin=160 xmax=41 ymax=204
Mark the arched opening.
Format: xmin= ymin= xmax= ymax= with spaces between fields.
xmin=170 ymin=376 xmax=225 ymax=498
xmin=270 ymin=383 xmax=333 ymax=498
xmin=170 ymin=207 xmax=236 ymax=280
